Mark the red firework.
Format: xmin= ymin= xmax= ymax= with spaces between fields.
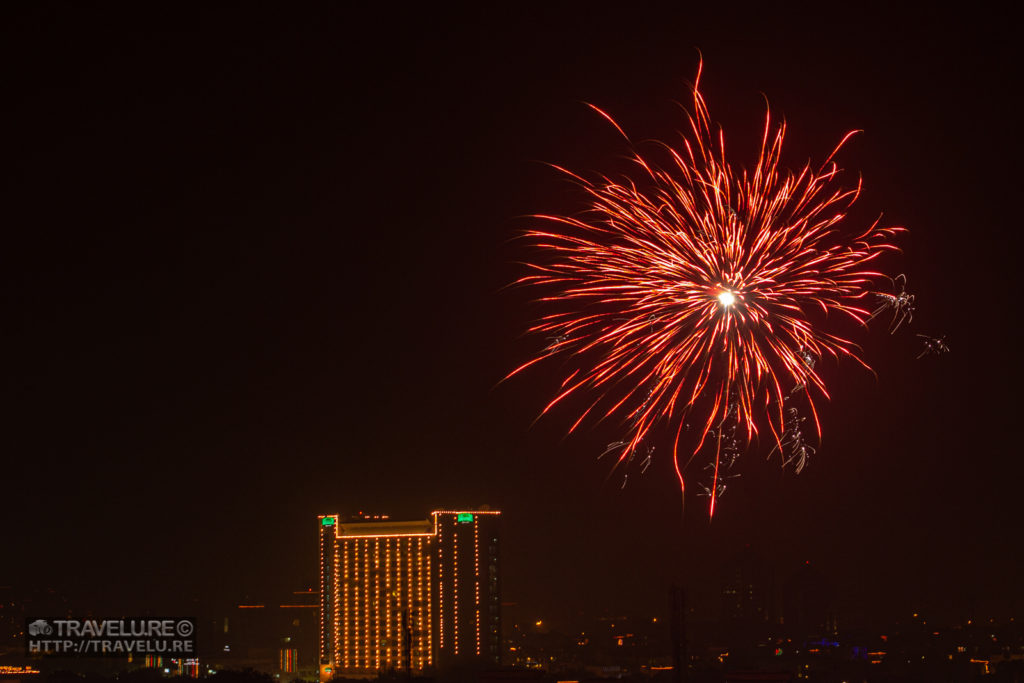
xmin=511 ymin=63 xmax=904 ymax=515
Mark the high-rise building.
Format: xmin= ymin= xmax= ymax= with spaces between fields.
xmin=318 ymin=509 xmax=500 ymax=680
xmin=432 ymin=510 xmax=501 ymax=665
xmin=720 ymin=546 xmax=770 ymax=626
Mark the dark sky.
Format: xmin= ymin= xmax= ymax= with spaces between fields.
xmin=2 ymin=4 xmax=1021 ymax=630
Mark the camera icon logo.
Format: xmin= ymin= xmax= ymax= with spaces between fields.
xmin=28 ymin=619 xmax=53 ymax=636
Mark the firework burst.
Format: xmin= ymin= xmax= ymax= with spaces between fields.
xmin=511 ymin=63 xmax=904 ymax=515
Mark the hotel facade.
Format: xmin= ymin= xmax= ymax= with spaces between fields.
xmin=318 ymin=509 xmax=500 ymax=680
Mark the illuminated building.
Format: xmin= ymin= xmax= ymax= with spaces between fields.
xmin=318 ymin=509 xmax=501 ymax=680
xmin=176 ymin=658 xmax=200 ymax=678
xmin=433 ymin=510 xmax=501 ymax=666
xmin=0 ymin=666 xmax=41 ymax=676
xmin=280 ymin=648 xmax=298 ymax=673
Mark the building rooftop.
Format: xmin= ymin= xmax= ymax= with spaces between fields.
xmin=334 ymin=519 xmax=433 ymax=538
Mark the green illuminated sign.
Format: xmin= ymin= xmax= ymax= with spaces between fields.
xmin=321 ymin=517 xmax=335 ymax=526
xmin=457 ymin=513 xmax=474 ymax=523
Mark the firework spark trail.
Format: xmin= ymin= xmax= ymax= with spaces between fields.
xmin=510 ymin=63 xmax=905 ymax=516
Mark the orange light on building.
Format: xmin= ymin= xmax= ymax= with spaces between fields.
xmin=342 ymin=541 xmax=349 ymax=668
xmin=321 ymin=515 xmax=441 ymax=675
xmin=453 ymin=520 xmax=460 ymax=655
xmin=439 ymin=522 xmax=445 ymax=650
xmin=474 ymin=518 xmax=481 ymax=655
xmin=280 ymin=648 xmax=298 ymax=673
xmin=320 ymin=510 xmax=499 ymax=674
xmin=425 ymin=547 xmax=433 ymax=666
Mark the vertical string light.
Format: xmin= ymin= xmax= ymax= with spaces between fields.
xmin=425 ymin=548 xmax=433 ymax=666
xmin=374 ymin=539 xmax=381 ymax=670
xmin=333 ymin=541 xmax=341 ymax=671
xmin=384 ymin=538 xmax=392 ymax=668
xmin=474 ymin=518 xmax=481 ymax=656
xmin=453 ymin=520 xmax=459 ymax=656
xmin=354 ymin=539 xmax=360 ymax=670
xmin=438 ymin=518 xmax=444 ymax=651
xmin=343 ymin=541 xmax=350 ymax=668
xmin=412 ymin=537 xmax=419 ymax=669
xmin=319 ymin=522 xmax=326 ymax=665
xmin=351 ymin=540 xmax=358 ymax=669
xmin=363 ymin=539 xmax=370 ymax=669
xmin=414 ymin=536 xmax=422 ymax=669
xmin=396 ymin=538 xmax=403 ymax=669
xmin=407 ymin=537 xmax=414 ymax=668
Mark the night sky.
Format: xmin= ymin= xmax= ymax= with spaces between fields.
xmin=3 ymin=4 xmax=1021 ymax=631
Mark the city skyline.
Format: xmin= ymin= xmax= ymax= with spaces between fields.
xmin=2 ymin=2 xmax=1022 ymax=666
